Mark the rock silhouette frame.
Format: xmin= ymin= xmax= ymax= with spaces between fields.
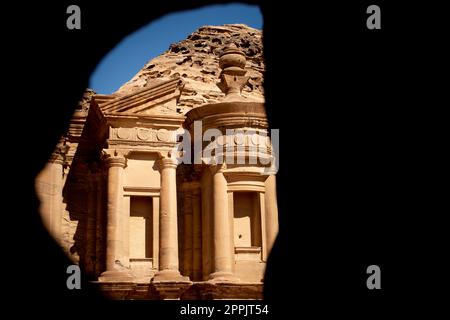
xmin=5 ymin=0 xmax=440 ymax=316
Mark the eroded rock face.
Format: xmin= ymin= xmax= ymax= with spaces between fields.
xmin=76 ymin=88 xmax=96 ymax=111
xmin=117 ymin=24 xmax=264 ymax=111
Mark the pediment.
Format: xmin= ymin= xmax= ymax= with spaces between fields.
xmin=93 ymin=78 xmax=184 ymax=117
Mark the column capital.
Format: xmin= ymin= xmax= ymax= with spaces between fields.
xmin=104 ymin=156 xmax=126 ymax=168
xmin=159 ymin=157 xmax=178 ymax=169
xmin=102 ymin=149 xmax=127 ymax=168
xmin=209 ymin=163 xmax=227 ymax=175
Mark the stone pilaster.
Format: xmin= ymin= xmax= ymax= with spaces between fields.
xmin=181 ymin=184 xmax=193 ymax=278
xmin=191 ymin=184 xmax=202 ymax=281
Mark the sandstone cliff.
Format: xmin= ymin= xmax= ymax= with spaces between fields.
xmin=117 ymin=24 xmax=265 ymax=111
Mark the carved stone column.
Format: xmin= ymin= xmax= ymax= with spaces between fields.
xmin=46 ymin=152 xmax=64 ymax=242
xmin=264 ymin=174 xmax=279 ymax=257
xmin=151 ymin=156 xmax=191 ymax=300
xmin=182 ymin=184 xmax=193 ymax=278
xmin=36 ymin=138 xmax=69 ymax=245
xmin=209 ymin=165 xmax=239 ymax=282
xmin=152 ymin=157 xmax=189 ymax=282
xmin=99 ymin=152 xmax=132 ymax=282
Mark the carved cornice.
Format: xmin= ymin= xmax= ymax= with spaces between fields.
xmin=89 ymin=78 xmax=185 ymax=129
xmin=68 ymin=110 xmax=89 ymax=140
xmin=185 ymin=101 xmax=267 ymax=131
xmin=98 ymin=78 xmax=183 ymax=114
xmin=87 ymin=78 xmax=186 ymax=150
xmin=223 ymin=170 xmax=268 ymax=182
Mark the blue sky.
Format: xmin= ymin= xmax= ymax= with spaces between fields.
xmin=89 ymin=3 xmax=263 ymax=94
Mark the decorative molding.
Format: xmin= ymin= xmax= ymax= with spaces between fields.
xmin=123 ymin=186 xmax=160 ymax=197
xmin=88 ymin=78 xmax=186 ymax=149
xmin=224 ymin=171 xmax=267 ymax=192
xmin=109 ymin=127 xmax=176 ymax=144
xmin=97 ymin=78 xmax=183 ymax=115
xmin=235 ymin=246 xmax=261 ymax=254
xmin=185 ymin=101 xmax=267 ymax=131
xmin=227 ymin=182 xmax=265 ymax=193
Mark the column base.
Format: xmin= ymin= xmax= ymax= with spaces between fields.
xmin=150 ymin=270 xmax=192 ymax=299
xmin=98 ymin=270 xmax=134 ymax=282
xmin=208 ymin=271 xmax=240 ymax=283
xmin=152 ymin=269 xmax=190 ymax=283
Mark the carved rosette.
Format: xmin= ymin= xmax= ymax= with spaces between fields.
xmin=109 ymin=127 xmax=175 ymax=144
